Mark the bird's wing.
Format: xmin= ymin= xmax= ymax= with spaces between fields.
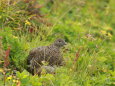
xmin=27 ymin=47 xmax=45 ymax=64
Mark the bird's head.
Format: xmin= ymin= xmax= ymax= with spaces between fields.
xmin=53 ymin=38 xmax=67 ymax=48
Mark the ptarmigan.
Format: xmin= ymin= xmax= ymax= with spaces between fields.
xmin=27 ymin=39 xmax=66 ymax=75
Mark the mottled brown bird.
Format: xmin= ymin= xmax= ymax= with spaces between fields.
xmin=27 ymin=39 xmax=66 ymax=75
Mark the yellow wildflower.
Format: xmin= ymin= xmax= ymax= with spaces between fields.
xmin=69 ymin=68 xmax=72 ymax=72
xmin=13 ymin=79 xmax=18 ymax=83
xmin=7 ymin=75 xmax=12 ymax=80
xmin=102 ymin=68 xmax=107 ymax=73
xmin=13 ymin=35 xmax=18 ymax=39
xmin=25 ymin=20 xmax=31 ymax=26
xmin=0 ymin=16 xmax=2 ymax=19
xmin=100 ymin=30 xmax=107 ymax=35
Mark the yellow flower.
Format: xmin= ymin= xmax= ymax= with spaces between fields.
xmin=13 ymin=79 xmax=18 ymax=83
xmin=7 ymin=75 xmax=12 ymax=80
xmin=69 ymin=68 xmax=72 ymax=72
xmin=25 ymin=20 xmax=31 ymax=26
xmin=13 ymin=35 xmax=18 ymax=39
xmin=0 ymin=16 xmax=2 ymax=19
xmin=108 ymin=33 xmax=112 ymax=38
xmin=102 ymin=68 xmax=107 ymax=73
xmin=100 ymin=30 xmax=107 ymax=35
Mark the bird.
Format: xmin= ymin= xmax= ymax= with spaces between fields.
xmin=27 ymin=38 xmax=67 ymax=75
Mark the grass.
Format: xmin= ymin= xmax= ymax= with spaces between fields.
xmin=0 ymin=0 xmax=115 ymax=86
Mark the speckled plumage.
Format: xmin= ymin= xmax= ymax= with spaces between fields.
xmin=27 ymin=39 xmax=66 ymax=75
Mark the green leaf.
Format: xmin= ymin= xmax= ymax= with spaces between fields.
xmin=97 ymin=57 xmax=107 ymax=62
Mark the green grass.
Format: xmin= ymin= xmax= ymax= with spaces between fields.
xmin=0 ymin=0 xmax=115 ymax=86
